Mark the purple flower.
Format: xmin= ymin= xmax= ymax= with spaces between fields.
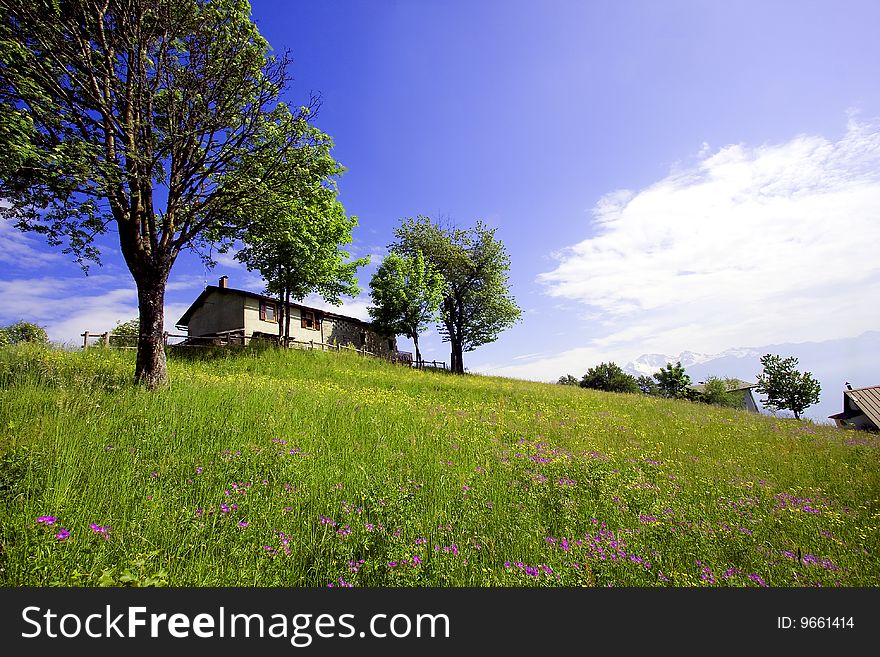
xmin=55 ymin=528 xmax=70 ymax=541
xmin=89 ymin=523 xmax=111 ymax=539
xmin=36 ymin=516 xmax=57 ymax=526
xmin=748 ymin=574 xmax=768 ymax=587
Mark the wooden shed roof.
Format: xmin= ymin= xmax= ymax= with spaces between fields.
xmin=836 ymin=385 xmax=880 ymax=428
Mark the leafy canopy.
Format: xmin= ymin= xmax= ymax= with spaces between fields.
xmin=0 ymin=321 xmax=49 ymax=346
xmin=0 ymin=0 xmax=340 ymax=387
xmin=697 ymin=377 xmax=744 ymax=408
xmin=389 ymin=216 xmax=521 ymax=373
xmin=755 ymin=354 xmax=821 ymax=420
xmin=368 ymin=251 xmax=444 ymax=363
xmin=654 ymin=361 xmax=692 ymax=399
xmin=579 ymin=362 xmax=639 ymax=394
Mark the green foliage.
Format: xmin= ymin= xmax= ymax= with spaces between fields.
xmin=698 ymin=377 xmax=743 ymax=408
xmin=556 ymin=374 xmax=580 ymax=387
xmin=368 ymin=251 xmax=445 ymax=363
xmin=654 ymin=361 xmax=692 ymax=399
xmin=636 ymin=375 xmax=659 ymax=396
xmin=756 ymin=354 xmax=821 ymax=420
xmin=579 ymin=362 xmax=639 ymax=393
xmin=0 ymin=0 xmax=337 ymax=387
xmin=233 ymin=137 xmax=367 ymax=343
xmin=0 ymin=321 xmax=48 ymax=346
xmin=109 ymin=318 xmax=139 ymax=348
xmin=389 ymin=216 xmax=521 ymax=373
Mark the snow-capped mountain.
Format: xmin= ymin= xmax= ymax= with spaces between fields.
xmin=624 ymin=331 xmax=880 ymax=423
xmin=625 ymin=350 xmax=719 ymax=377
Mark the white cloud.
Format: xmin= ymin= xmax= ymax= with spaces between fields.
xmin=302 ymin=293 xmax=372 ymax=322
xmin=0 ymin=276 xmax=192 ymax=346
xmin=0 ymin=220 xmax=65 ymax=268
xmin=537 ymin=117 xmax=880 ymax=360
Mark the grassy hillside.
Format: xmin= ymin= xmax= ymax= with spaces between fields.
xmin=1 ymin=344 xmax=878 ymax=587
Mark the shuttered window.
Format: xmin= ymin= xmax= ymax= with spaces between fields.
xmin=301 ymin=310 xmax=320 ymax=330
xmin=260 ymin=301 xmax=277 ymax=323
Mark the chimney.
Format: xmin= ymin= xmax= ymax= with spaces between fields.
xmin=219 ymin=275 xmax=228 ymax=289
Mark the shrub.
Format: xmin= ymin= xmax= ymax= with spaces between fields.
xmin=580 ymin=362 xmax=639 ymax=393
xmin=0 ymin=321 xmax=49 ymax=346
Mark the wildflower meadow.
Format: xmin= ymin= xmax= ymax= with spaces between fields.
xmin=1 ymin=344 xmax=878 ymax=587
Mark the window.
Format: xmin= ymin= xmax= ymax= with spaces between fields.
xmin=260 ymin=301 xmax=277 ymax=323
xmin=301 ymin=310 xmax=320 ymax=330
xmin=359 ymin=331 xmax=367 ymax=347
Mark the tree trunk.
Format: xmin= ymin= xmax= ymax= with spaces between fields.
xmin=412 ymin=331 xmax=422 ymax=364
xmin=450 ymin=335 xmax=464 ymax=374
xmin=284 ymin=285 xmax=291 ymax=346
xmin=134 ymin=273 xmax=169 ymax=389
xmin=277 ymin=265 xmax=284 ymax=344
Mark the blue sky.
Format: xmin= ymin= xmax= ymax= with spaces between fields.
xmin=2 ymin=0 xmax=879 ymax=417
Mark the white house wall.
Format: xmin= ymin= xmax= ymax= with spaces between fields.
xmin=243 ymin=299 xmax=321 ymax=343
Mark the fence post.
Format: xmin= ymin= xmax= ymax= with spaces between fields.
xmin=82 ymin=331 xmax=89 ymax=349
xmin=163 ymin=331 xmax=169 ymax=347
xmin=310 ymin=339 xmax=314 ymax=351
xmin=102 ymin=332 xmax=110 ymax=348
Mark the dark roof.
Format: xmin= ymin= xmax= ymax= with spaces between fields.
xmin=830 ymin=385 xmax=880 ymax=427
xmin=175 ymin=285 xmax=375 ymax=330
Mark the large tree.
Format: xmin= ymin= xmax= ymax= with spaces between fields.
xmin=0 ymin=0 xmax=327 ymax=387
xmin=367 ymin=250 xmax=444 ymax=364
xmin=755 ymin=354 xmax=821 ymax=420
xmin=389 ymin=216 xmax=521 ymax=374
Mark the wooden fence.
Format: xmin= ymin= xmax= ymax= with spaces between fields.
xmin=80 ymin=331 xmax=447 ymax=369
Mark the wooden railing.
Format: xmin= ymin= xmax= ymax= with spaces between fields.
xmin=81 ymin=330 xmax=377 ymax=357
xmin=413 ymin=359 xmax=448 ymax=371
xmin=80 ymin=331 xmax=448 ymax=369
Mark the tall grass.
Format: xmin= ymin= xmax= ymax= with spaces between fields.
xmin=1 ymin=344 xmax=877 ymax=587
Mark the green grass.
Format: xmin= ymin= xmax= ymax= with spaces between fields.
xmin=1 ymin=343 xmax=878 ymax=587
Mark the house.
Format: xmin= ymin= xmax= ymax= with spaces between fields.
xmin=689 ymin=378 xmax=761 ymax=413
xmin=828 ymin=385 xmax=880 ymax=431
xmin=175 ymin=276 xmax=398 ymax=357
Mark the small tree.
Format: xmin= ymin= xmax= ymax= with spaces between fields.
xmin=235 ymin=188 xmax=367 ymax=346
xmin=755 ymin=354 xmax=821 ymax=420
xmin=699 ymin=376 xmax=740 ymax=408
xmin=580 ymin=362 xmax=639 ymax=393
xmin=109 ymin=318 xmax=139 ymax=348
xmin=556 ymin=374 xmax=580 ymax=387
xmin=368 ymin=251 xmax=445 ymax=364
xmin=654 ymin=361 xmax=692 ymax=399
xmin=0 ymin=321 xmax=49 ymax=346
xmin=636 ymin=375 xmax=660 ymax=396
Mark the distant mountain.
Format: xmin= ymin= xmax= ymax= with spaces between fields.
xmin=624 ymin=331 xmax=880 ymax=424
